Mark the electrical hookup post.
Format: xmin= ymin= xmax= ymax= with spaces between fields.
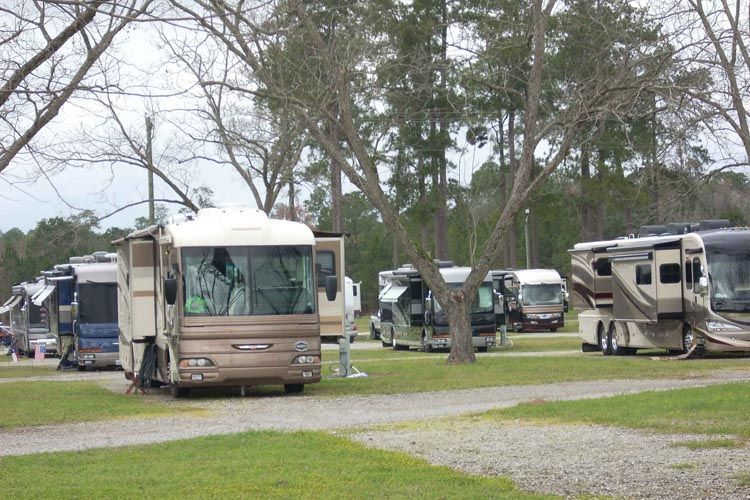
xmin=336 ymin=335 xmax=367 ymax=379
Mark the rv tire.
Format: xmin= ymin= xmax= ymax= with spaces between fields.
xmin=477 ymin=346 xmax=488 ymax=353
xmin=682 ymin=327 xmax=705 ymax=357
xmin=609 ymin=323 xmax=625 ymax=356
xmin=284 ymin=383 xmax=304 ymax=394
xmin=549 ymin=328 xmax=557 ymax=333
xmin=170 ymin=385 xmax=191 ymax=398
xmin=370 ymin=324 xmax=378 ymax=340
xmin=381 ymin=337 xmax=389 ymax=347
xmin=598 ymin=324 xmax=611 ymax=355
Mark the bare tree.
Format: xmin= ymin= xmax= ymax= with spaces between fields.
xmin=0 ymin=0 xmax=155 ymax=175
xmin=168 ymin=0 xmax=667 ymax=363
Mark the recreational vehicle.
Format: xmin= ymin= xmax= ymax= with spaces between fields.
xmin=8 ymin=279 xmax=56 ymax=357
xmin=314 ymin=231 xmax=346 ymax=342
xmin=491 ymin=269 xmax=565 ymax=332
xmin=115 ymin=207 xmax=336 ymax=397
xmin=69 ymin=254 xmax=119 ymax=369
xmin=32 ymin=266 xmax=75 ymax=362
xmin=379 ymin=263 xmax=497 ymax=351
xmin=344 ymin=277 xmax=362 ymax=342
xmin=569 ymin=220 xmax=750 ymax=355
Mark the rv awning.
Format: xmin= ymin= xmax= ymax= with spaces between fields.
xmin=32 ymin=285 xmax=56 ymax=306
xmin=380 ymin=285 xmax=408 ymax=303
xmin=0 ymin=305 xmax=9 ymax=315
xmin=2 ymin=295 xmax=22 ymax=309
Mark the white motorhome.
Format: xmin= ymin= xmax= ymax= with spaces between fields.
xmin=569 ymin=220 xmax=750 ymax=355
xmin=7 ymin=279 xmax=56 ymax=357
xmin=491 ymin=269 xmax=565 ymax=332
xmin=344 ymin=276 xmax=361 ymax=342
xmin=115 ymin=207 xmax=336 ymax=397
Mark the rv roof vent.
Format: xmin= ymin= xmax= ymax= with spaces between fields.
xmin=435 ymin=260 xmax=455 ymax=268
xmin=638 ymin=224 xmax=667 ymax=238
xmin=93 ymin=251 xmax=110 ymax=262
xmin=699 ymin=219 xmax=731 ymax=231
xmin=69 ymin=256 xmax=85 ymax=264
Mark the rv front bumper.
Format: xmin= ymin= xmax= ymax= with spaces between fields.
xmin=427 ymin=335 xmax=496 ymax=349
xmin=77 ymin=351 xmax=120 ymax=368
xmin=176 ymin=365 xmax=322 ymax=388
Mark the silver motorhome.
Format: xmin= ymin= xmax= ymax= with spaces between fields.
xmin=570 ymin=221 xmax=750 ymax=355
xmin=7 ymin=279 xmax=56 ymax=356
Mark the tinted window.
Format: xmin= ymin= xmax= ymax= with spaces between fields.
xmin=596 ymin=259 xmax=612 ymax=276
xmin=78 ymin=284 xmax=118 ymax=324
xmin=659 ymin=263 xmax=681 ymax=284
xmin=685 ymin=261 xmax=692 ymax=289
xmin=316 ymin=251 xmax=335 ymax=288
xmin=636 ymin=264 xmax=652 ymax=285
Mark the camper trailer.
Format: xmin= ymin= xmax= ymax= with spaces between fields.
xmin=491 ymin=269 xmax=565 ymax=332
xmin=378 ymin=263 xmax=497 ymax=351
xmin=115 ymin=207 xmax=335 ymax=397
xmin=569 ymin=220 xmax=750 ymax=355
xmin=313 ymin=231 xmax=346 ymax=342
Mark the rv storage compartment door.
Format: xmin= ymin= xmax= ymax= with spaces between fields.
xmin=612 ymin=253 xmax=657 ymax=322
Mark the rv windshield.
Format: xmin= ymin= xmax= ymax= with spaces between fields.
xmin=78 ymin=283 xmax=118 ymax=324
xmin=522 ymin=284 xmax=562 ymax=306
xmin=182 ymin=245 xmax=315 ymax=316
xmin=706 ymin=250 xmax=750 ymax=312
xmin=433 ymin=282 xmax=494 ymax=314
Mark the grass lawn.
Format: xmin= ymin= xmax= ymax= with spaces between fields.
xmin=478 ymin=381 xmax=750 ymax=440
xmin=308 ymin=351 xmax=750 ymax=397
xmin=0 ymin=362 xmax=57 ymax=378
xmin=0 ymin=381 xmax=200 ymax=429
xmin=0 ymin=431 xmax=550 ymax=499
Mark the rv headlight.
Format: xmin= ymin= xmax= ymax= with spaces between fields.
xmin=180 ymin=358 xmax=215 ymax=368
xmin=706 ymin=321 xmax=742 ymax=333
xmin=293 ymin=355 xmax=320 ymax=365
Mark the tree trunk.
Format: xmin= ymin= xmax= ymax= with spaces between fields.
xmin=505 ymin=111 xmax=517 ymax=267
xmin=330 ymin=120 xmax=343 ymax=232
xmin=288 ymin=178 xmax=296 ymax=221
xmin=579 ymin=145 xmax=595 ymax=241
xmin=445 ymin=290 xmax=475 ymax=364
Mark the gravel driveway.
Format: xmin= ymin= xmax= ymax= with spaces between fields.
xmin=2 ymin=369 xmax=750 ymax=498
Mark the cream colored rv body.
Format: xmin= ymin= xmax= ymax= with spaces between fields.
xmin=313 ymin=231 xmax=346 ymax=342
xmin=571 ymin=229 xmax=750 ymax=355
xmin=116 ymin=207 xmax=324 ymax=396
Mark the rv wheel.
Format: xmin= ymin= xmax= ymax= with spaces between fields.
xmin=284 ymin=383 xmax=304 ymax=394
xmin=598 ymin=324 xmax=611 ymax=355
xmin=370 ymin=324 xmax=377 ymax=340
xmin=682 ymin=328 xmax=704 ymax=356
xmin=170 ymin=385 xmax=191 ymax=398
xmin=381 ymin=336 xmax=390 ymax=348
xmin=609 ymin=324 xmax=623 ymax=355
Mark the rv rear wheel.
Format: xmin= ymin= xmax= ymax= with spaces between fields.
xmin=284 ymin=383 xmax=304 ymax=394
xmin=609 ymin=324 xmax=623 ymax=356
xmin=598 ymin=324 xmax=611 ymax=355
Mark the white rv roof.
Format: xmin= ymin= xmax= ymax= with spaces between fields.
xmin=571 ymin=234 xmax=683 ymax=252
xmin=511 ymin=269 xmax=562 ymax=284
xmin=74 ymin=262 xmax=117 ymax=283
xmin=164 ymin=207 xmax=315 ymax=247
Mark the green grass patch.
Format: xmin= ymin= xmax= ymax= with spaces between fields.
xmin=673 ymin=438 xmax=745 ymax=450
xmin=0 ymin=431 xmax=551 ymax=499
xmin=307 ymin=352 xmax=750 ymax=397
xmin=479 ymin=382 xmax=750 ymax=438
xmin=0 ymin=381 xmax=199 ymax=429
xmin=0 ymin=362 xmax=57 ymax=378
xmin=737 ymin=473 xmax=750 ymax=487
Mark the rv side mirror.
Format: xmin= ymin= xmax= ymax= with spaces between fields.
xmin=325 ymin=275 xmax=337 ymax=301
xmin=164 ymin=278 xmax=178 ymax=306
xmin=696 ymin=276 xmax=708 ymax=295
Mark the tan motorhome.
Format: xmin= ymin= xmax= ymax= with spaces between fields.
xmin=570 ymin=221 xmax=750 ymax=356
xmin=115 ymin=207 xmax=336 ymax=397
xmin=313 ymin=231 xmax=346 ymax=342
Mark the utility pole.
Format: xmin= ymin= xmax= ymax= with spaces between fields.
xmin=145 ymin=115 xmax=154 ymax=225
xmin=524 ymin=208 xmax=530 ymax=269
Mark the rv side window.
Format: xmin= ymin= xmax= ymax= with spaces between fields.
xmin=315 ymin=251 xmax=335 ymax=287
xmin=596 ymin=259 xmax=612 ymax=276
xmin=659 ymin=263 xmax=681 ymax=284
xmin=636 ymin=264 xmax=652 ymax=285
xmin=685 ymin=261 xmax=692 ymax=289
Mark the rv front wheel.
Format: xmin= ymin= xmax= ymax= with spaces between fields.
xmin=170 ymin=385 xmax=191 ymax=398
xmin=284 ymin=384 xmax=304 ymax=394
xmin=682 ymin=328 xmax=704 ymax=356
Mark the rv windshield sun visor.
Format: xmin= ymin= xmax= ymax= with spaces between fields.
xmin=380 ymin=285 xmax=408 ymax=303
xmin=32 ymin=285 xmax=56 ymax=306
